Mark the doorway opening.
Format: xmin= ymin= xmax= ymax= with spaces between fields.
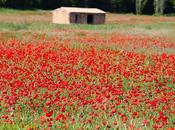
xmin=87 ymin=14 xmax=94 ymax=24
xmin=75 ymin=14 xmax=78 ymax=23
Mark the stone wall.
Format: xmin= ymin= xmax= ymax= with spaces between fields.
xmin=69 ymin=13 xmax=105 ymax=24
xmin=93 ymin=14 xmax=106 ymax=24
xmin=52 ymin=9 xmax=69 ymax=24
xmin=53 ymin=10 xmax=106 ymax=24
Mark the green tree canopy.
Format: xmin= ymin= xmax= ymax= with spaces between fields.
xmin=0 ymin=0 xmax=174 ymax=15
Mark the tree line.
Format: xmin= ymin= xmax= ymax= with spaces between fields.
xmin=0 ymin=0 xmax=175 ymax=15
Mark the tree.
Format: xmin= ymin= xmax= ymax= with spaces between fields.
xmin=0 ymin=0 xmax=7 ymax=6
xmin=154 ymin=0 xmax=167 ymax=15
xmin=164 ymin=0 xmax=175 ymax=14
xmin=0 ymin=0 xmax=174 ymax=14
xmin=136 ymin=0 xmax=148 ymax=14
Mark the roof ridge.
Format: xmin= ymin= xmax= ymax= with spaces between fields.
xmin=54 ymin=7 xmax=106 ymax=14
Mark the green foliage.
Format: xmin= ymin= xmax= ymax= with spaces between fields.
xmin=0 ymin=0 xmax=7 ymax=6
xmin=154 ymin=0 xmax=167 ymax=15
xmin=136 ymin=0 xmax=148 ymax=14
xmin=0 ymin=0 xmax=174 ymax=14
xmin=0 ymin=124 xmax=19 ymax=130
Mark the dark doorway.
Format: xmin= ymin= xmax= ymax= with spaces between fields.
xmin=75 ymin=14 xmax=78 ymax=23
xmin=87 ymin=14 xmax=94 ymax=24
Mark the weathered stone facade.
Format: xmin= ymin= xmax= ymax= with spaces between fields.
xmin=52 ymin=7 xmax=106 ymax=24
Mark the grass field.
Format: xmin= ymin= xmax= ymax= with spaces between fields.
xmin=1 ymin=8 xmax=175 ymax=36
xmin=0 ymin=8 xmax=175 ymax=130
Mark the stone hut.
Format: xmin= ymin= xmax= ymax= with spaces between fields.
xmin=52 ymin=7 xmax=106 ymax=24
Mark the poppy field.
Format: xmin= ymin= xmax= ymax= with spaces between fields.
xmin=0 ymin=9 xmax=175 ymax=130
xmin=0 ymin=33 xmax=175 ymax=130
